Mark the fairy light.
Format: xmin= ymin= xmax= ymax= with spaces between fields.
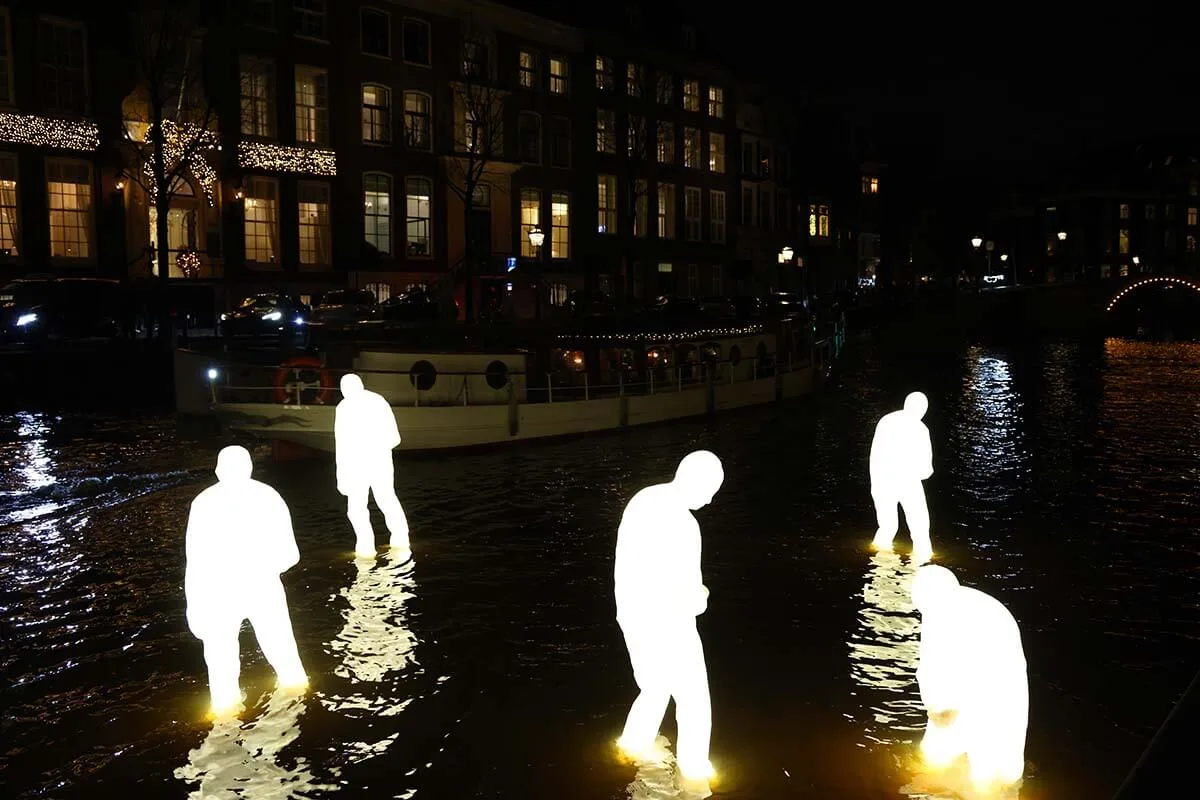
xmin=141 ymin=120 xmax=220 ymax=206
xmin=177 ymin=249 xmax=201 ymax=277
xmin=1105 ymin=275 xmax=1200 ymax=312
xmin=237 ymin=142 xmax=337 ymax=176
xmin=555 ymin=324 xmax=763 ymax=343
xmin=0 ymin=112 xmax=99 ymax=151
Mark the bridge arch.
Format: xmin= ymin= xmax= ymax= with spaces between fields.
xmin=1105 ymin=275 xmax=1200 ymax=312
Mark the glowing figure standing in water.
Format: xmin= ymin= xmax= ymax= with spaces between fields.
xmin=912 ymin=565 xmax=1028 ymax=792
xmin=614 ymin=450 xmax=723 ymax=788
xmin=870 ymin=391 xmax=935 ymax=562
xmin=335 ymin=373 xmax=410 ymax=558
xmin=184 ymin=446 xmax=308 ymax=717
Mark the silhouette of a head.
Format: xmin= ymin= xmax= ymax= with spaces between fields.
xmin=673 ymin=450 xmax=724 ymax=510
xmin=214 ymin=445 xmax=253 ymax=483
xmin=903 ymin=391 xmax=929 ymax=419
xmin=911 ymin=564 xmax=959 ymax=613
xmin=340 ymin=373 xmax=364 ymax=397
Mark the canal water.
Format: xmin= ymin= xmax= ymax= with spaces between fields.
xmin=1 ymin=336 xmax=1197 ymax=799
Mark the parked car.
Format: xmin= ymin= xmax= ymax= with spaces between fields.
xmin=309 ymin=289 xmax=376 ymax=329
xmin=374 ymin=287 xmax=439 ymax=325
xmin=0 ymin=277 xmax=125 ymax=344
xmin=220 ymin=293 xmax=309 ymax=339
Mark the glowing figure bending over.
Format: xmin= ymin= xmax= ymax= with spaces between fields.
xmin=615 ymin=450 xmax=723 ymax=789
xmin=870 ymin=391 xmax=934 ymax=562
xmin=912 ymin=565 xmax=1028 ymax=792
xmin=335 ymin=373 xmax=410 ymax=558
xmin=185 ymin=446 xmax=308 ymax=717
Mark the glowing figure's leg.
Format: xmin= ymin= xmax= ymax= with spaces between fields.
xmin=872 ymin=489 xmax=899 ymax=550
xmin=673 ymin=623 xmax=714 ymax=781
xmin=617 ymin=624 xmax=671 ymax=758
xmin=202 ymin=635 xmax=243 ymax=717
xmin=373 ymin=482 xmax=410 ymax=551
xmin=346 ymin=487 xmax=375 ymax=557
xmin=920 ymin=717 xmax=965 ymax=769
xmin=251 ymin=584 xmax=308 ymax=691
xmin=901 ymin=484 xmax=932 ymax=562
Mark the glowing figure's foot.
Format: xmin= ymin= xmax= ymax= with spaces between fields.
xmin=677 ymin=758 xmax=716 ymax=782
xmin=278 ymin=675 xmax=309 ymax=695
xmin=871 ymin=532 xmax=895 ymax=551
xmin=208 ymin=696 xmax=242 ymax=721
xmin=912 ymin=548 xmax=933 ymax=564
xmin=616 ymin=734 xmax=670 ymax=764
xmin=389 ymin=540 xmax=412 ymax=556
xmin=354 ymin=545 xmax=376 ymax=558
xmin=678 ymin=774 xmax=713 ymax=799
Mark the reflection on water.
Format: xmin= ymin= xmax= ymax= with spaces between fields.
xmin=956 ymin=349 xmax=1029 ymax=508
xmin=625 ymin=734 xmax=712 ymax=800
xmin=847 ymin=551 xmax=924 ymax=747
xmin=175 ymin=688 xmax=335 ymax=798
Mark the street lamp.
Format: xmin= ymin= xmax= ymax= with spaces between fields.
xmin=780 ymin=245 xmax=794 ymax=263
xmin=528 ymin=226 xmax=545 ymax=249
xmin=1000 ymin=254 xmax=1009 ymax=262
xmin=1057 ymin=231 xmax=1067 ymax=241
xmin=971 ymin=236 xmax=983 ymax=249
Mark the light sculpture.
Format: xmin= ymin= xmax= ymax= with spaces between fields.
xmin=614 ymin=450 xmax=723 ymax=789
xmin=869 ymin=391 xmax=934 ymax=563
xmin=184 ymin=446 xmax=308 ymax=717
xmin=912 ymin=565 xmax=1028 ymax=791
xmin=335 ymin=373 xmax=410 ymax=558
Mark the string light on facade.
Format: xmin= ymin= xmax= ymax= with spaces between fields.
xmin=177 ymin=249 xmax=201 ymax=278
xmin=1105 ymin=275 xmax=1200 ymax=312
xmin=0 ymin=112 xmax=100 ymax=152
xmin=556 ymin=325 xmax=764 ymax=343
xmin=237 ymin=142 xmax=337 ymax=176
xmin=141 ymin=121 xmax=220 ymax=206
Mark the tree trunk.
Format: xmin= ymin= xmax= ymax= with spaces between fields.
xmin=462 ymin=194 xmax=474 ymax=326
xmin=149 ymin=107 xmax=173 ymax=347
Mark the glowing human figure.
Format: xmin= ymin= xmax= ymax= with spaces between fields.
xmin=615 ymin=450 xmax=723 ymax=789
xmin=912 ymin=565 xmax=1028 ymax=792
xmin=184 ymin=446 xmax=308 ymax=717
xmin=335 ymin=373 xmax=410 ymax=558
xmin=870 ymin=391 xmax=934 ymax=562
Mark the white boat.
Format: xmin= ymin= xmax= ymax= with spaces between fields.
xmin=175 ymin=321 xmax=844 ymax=455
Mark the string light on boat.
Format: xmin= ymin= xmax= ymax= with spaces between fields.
xmin=555 ymin=325 xmax=763 ymax=343
xmin=0 ymin=112 xmax=100 ymax=151
xmin=237 ymin=142 xmax=337 ymax=176
xmin=1105 ymin=275 xmax=1200 ymax=312
xmin=141 ymin=121 xmax=220 ymax=206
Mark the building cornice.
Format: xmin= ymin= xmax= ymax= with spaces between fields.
xmin=389 ymin=0 xmax=585 ymax=50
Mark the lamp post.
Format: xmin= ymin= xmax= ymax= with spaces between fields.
xmin=971 ymin=236 xmax=983 ymax=291
xmin=528 ymin=226 xmax=545 ymax=320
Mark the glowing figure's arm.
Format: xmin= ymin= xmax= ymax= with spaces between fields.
xmin=183 ymin=498 xmax=215 ymax=638
xmin=916 ymin=426 xmax=934 ymax=479
xmin=378 ymin=395 xmax=401 ymax=450
xmin=916 ymin=621 xmax=965 ymax=713
xmin=676 ymin=519 xmax=708 ymax=615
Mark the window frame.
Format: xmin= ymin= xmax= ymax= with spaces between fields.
xmin=292 ymin=0 xmax=329 ymax=41
xmin=405 ymin=175 xmax=433 ymax=259
xmin=0 ymin=151 xmax=20 ymax=255
xmin=401 ymin=17 xmax=432 ymax=67
xmin=361 ymin=83 xmax=392 ymax=145
xmin=38 ymin=16 xmax=89 ymax=116
xmin=293 ymin=64 xmax=329 ymax=146
xmin=362 ymin=171 xmax=393 ymax=256
xmin=45 ymin=157 xmax=93 ymax=260
xmin=239 ymin=55 xmax=277 ymax=139
xmin=517 ymin=110 xmax=542 ymax=165
xmin=360 ymin=7 xmax=392 ymax=59
xmin=402 ymin=90 xmax=432 ymax=151
xmin=297 ymin=180 xmax=332 ymax=267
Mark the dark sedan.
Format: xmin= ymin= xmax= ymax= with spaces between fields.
xmin=219 ymin=293 xmax=309 ymax=339
xmin=0 ymin=278 xmax=124 ymax=344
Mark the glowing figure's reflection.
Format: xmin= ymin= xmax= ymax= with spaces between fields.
xmin=870 ymin=392 xmax=934 ymax=562
xmin=624 ymin=734 xmax=710 ymax=799
xmin=335 ymin=373 xmax=410 ymax=558
xmin=615 ymin=450 xmax=723 ymax=790
xmin=847 ymin=551 xmax=925 ymax=745
xmin=913 ymin=565 xmax=1027 ymax=794
xmin=175 ymin=689 xmax=334 ymax=797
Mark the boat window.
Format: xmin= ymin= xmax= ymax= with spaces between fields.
xmin=485 ymin=360 xmax=509 ymax=390
xmin=409 ymin=359 xmax=437 ymax=391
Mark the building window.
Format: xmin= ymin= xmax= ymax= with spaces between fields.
xmin=627 ymin=63 xmax=642 ymax=97
xmin=401 ymin=18 xmax=431 ymax=66
xmin=520 ymin=188 xmax=540 ymax=257
xmin=684 ymin=186 xmax=701 ymax=241
xmin=808 ymin=204 xmax=817 ymax=236
xmin=598 ymin=174 xmax=616 ymax=233
xmin=243 ymin=177 xmax=279 ymax=264
xmin=403 ymin=91 xmax=431 ymax=150
xmin=1189 ymin=235 xmax=1197 ymax=253
xmin=597 ymin=110 xmax=616 ymax=154
xmin=710 ymin=264 xmax=722 ymax=295
xmin=1189 ymin=207 xmax=1198 ymax=226
xmin=405 ymin=177 xmax=432 ymax=257
xmin=709 ymin=190 xmax=725 ymax=243
xmin=362 ymin=84 xmax=391 ymax=144
xmin=519 ymin=50 xmax=536 ymax=89
xmin=0 ymin=154 xmax=17 ymax=254
xmin=634 ymin=179 xmax=648 ymax=238
xmin=0 ymin=10 xmax=13 ymax=107
xmin=1119 ymin=203 xmax=1130 ymax=219
xmin=294 ymin=0 xmax=327 ymax=39
xmin=363 ymin=173 xmax=392 ymax=255
xmin=708 ymin=132 xmax=725 ymax=173
xmin=777 ymin=189 xmax=789 ymax=230
xmin=682 ymin=79 xmax=700 ymax=112
xmin=627 ymin=115 xmax=646 ymax=158
xmin=365 ymin=282 xmax=391 ymax=303
xmin=550 ymin=192 xmax=569 ymax=259
xmin=38 ymin=18 xmax=88 ymax=115
xmin=548 ymin=116 xmax=570 ymax=167
xmin=45 ymin=158 xmax=90 ymax=258
xmin=687 ymin=264 xmax=699 ymax=297
xmin=683 ymin=127 xmax=700 ymax=168
xmin=658 ymin=183 xmax=675 ymax=239
xmin=297 ymin=181 xmax=331 ymax=266
xmin=707 ymin=86 xmax=723 ymax=118
xmin=656 ymin=72 xmax=672 ymax=104
xmin=294 ymin=66 xmax=328 ymax=145
xmin=1166 ymin=204 xmax=1176 ymax=219
xmin=240 ymin=56 xmax=275 ymax=138
xmin=516 ymin=112 xmax=542 ymax=164
xmin=1190 ymin=181 xmax=1198 ymax=197
xmin=550 ymin=57 xmax=568 ymax=94
xmin=1118 ymin=228 xmax=1129 ymax=254
xmin=759 ymin=186 xmax=772 ymax=228
xmin=818 ymin=204 xmax=830 ymax=237
xmin=862 ymin=175 xmax=879 ymax=194
xmin=361 ymin=8 xmax=390 ymax=56
xmin=596 ymin=55 xmax=613 ymax=90
xmin=741 ymin=186 xmax=754 ymax=226
xmin=549 ymin=282 xmax=569 ymax=306
xmin=463 ymin=38 xmax=488 ymax=80
xmin=656 ymin=122 xmax=674 ymax=163
xmin=1145 ymin=204 xmax=1155 ymax=220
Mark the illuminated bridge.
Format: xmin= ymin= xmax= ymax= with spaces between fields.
xmin=1104 ymin=274 xmax=1200 ymax=313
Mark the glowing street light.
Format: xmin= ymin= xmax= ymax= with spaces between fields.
xmin=1057 ymin=231 xmax=1067 ymax=241
xmin=1000 ymin=254 xmax=1009 ymax=262
xmin=1132 ymin=256 xmax=1140 ymax=265
xmin=971 ymin=237 xmax=983 ymax=249
xmin=528 ymin=226 xmax=545 ymax=249
xmin=780 ymin=245 xmax=794 ymax=263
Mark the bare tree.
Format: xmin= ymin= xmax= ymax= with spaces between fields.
xmin=445 ymin=28 xmax=507 ymax=324
xmin=120 ymin=1 xmax=219 ymax=341
xmin=620 ymin=112 xmax=653 ymax=298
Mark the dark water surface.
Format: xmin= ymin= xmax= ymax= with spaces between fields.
xmin=1 ymin=336 xmax=1197 ymax=798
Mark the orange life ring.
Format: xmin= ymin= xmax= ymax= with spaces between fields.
xmin=273 ymin=356 xmax=335 ymax=405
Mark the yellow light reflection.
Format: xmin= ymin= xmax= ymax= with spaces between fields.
xmin=623 ymin=734 xmax=712 ymax=799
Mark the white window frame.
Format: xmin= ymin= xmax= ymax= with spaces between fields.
xmin=709 ymin=132 xmax=725 ymax=173
xmin=709 ymin=190 xmax=725 ymax=244
xmin=362 ymin=83 xmax=392 ymax=145
xmin=597 ymin=174 xmax=616 ymax=234
xmin=684 ymin=186 xmax=701 ymax=242
xmin=294 ymin=65 xmax=328 ymax=145
xmin=360 ymin=7 xmax=391 ymax=58
xmin=401 ymin=17 xmax=432 ymax=67
xmin=38 ymin=16 xmax=89 ymax=115
xmin=293 ymin=0 xmax=328 ymax=40
xmin=550 ymin=191 xmax=570 ymax=260
xmin=240 ymin=55 xmax=276 ymax=138
xmin=45 ymin=157 xmax=92 ymax=260
xmin=243 ymin=176 xmax=280 ymax=265
xmin=402 ymin=90 xmax=432 ymax=151
xmin=519 ymin=187 xmax=541 ymax=257
xmin=405 ymin=176 xmax=433 ymax=258
xmin=363 ymin=172 xmax=393 ymax=256
xmin=297 ymin=181 xmax=331 ymax=266
xmin=0 ymin=152 xmax=20 ymax=255
xmin=657 ymin=183 xmax=675 ymax=240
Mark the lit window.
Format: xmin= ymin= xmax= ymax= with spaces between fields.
xmin=656 ymin=121 xmax=674 ymax=163
xmin=0 ymin=153 xmax=18 ymax=254
xmin=46 ymin=159 xmax=90 ymax=258
xmin=818 ymin=204 xmax=830 ymax=237
xmin=365 ymin=281 xmax=390 ymax=303
xmin=657 ymin=184 xmax=675 ymax=239
xmin=683 ymin=127 xmax=700 ymax=168
xmin=405 ymin=177 xmax=432 ymax=257
xmin=708 ymin=132 xmax=725 ymax=173
xmin=360 ymin=8 xmax=390 ymax=57
xmin=709 ymin=189 xmax=725 ymax=243
xmin=243 ymin=176 xmax=279 ymax=264
xmin=403 ymin=91 xmax=431 ymax=150
xmin=518 ymin=112 xmax=541 ymax=163
xmin=240 ymin=56 xmax=275 ymax=138
xmin=597 ymin=174 xmax=616 ymax=233
xmin=707 ymin=86 xmax=723 ymax=118
xmin=362 ymin=84 xmax=391 ymax=144
xmin=463 ymin=38 xmax=488 ymax=79
xmin=655 ymin=72 xmax=672 ymax=104
xmin=682 ymin=79 xmax=699 ymax=112
xmin=363 ymin=172 xmax=391 ymax=255
xmin=401 ymin=18 xmax=431 ymax=66
xmin=1189 ymin=207 xmax=1198 ymax=226
xmin=634 ymin=179 xmax=648 ymax=238
xmin=519 ymin=50 xmax=536 ymax=89
xmin=297 ymin=181 xmax=330 ymax=266
xmin=294 ymin=66 xmax=328 ymax=145
xmin=627 ymin=63 xmax=642 ymax=97
xmin=38 ymin=18 xmax=88 ymax=115
xmin=808 ymin=204 xmax=817 ymax=236
xmin=294 ymin=0 xmax=327 ymax=39
xmin=595 ymin=55 xmax=613 ymax=90
xmin=862 ymin=175 xmax=879 ymax=194
xmin=549 ymin=116 xmax=570 ymax=167
xmin=1118 ymin=228 xmax=1129 ymax=254
xmin=684 ymin=186 xmax=701 ymax=241
xmin=1119 ymin=203 xmax=1130 ymax=219
xmin=0 ymin=9 xmax=13 ymax=107
xmin=597 ymin=109 xmax=615 ymax=154
xmin=627 ymin=114 xmax=645 ymax=158
xmin=550 ymin=57 xmax=568 ymax=94
xmin=548 ymin=282 xmax=569 ymax=306
xmin=520 ymin=187 xmax=540 ymax=257
xmin=550 ymin=192 xmax=569 ymax=259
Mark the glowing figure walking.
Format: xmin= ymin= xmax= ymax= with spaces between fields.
xmin=184 ymin=446 xmax=308 ymax=717
xmin=912 ymin=565 xmax=1028 ymax=792
xmin=870 ymin=391 xmax=934 ymax=562
xmin=335 ymin=373 xmax=410 ymax=558
xmin=615 ymin=450 xmax=723 ymax=790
